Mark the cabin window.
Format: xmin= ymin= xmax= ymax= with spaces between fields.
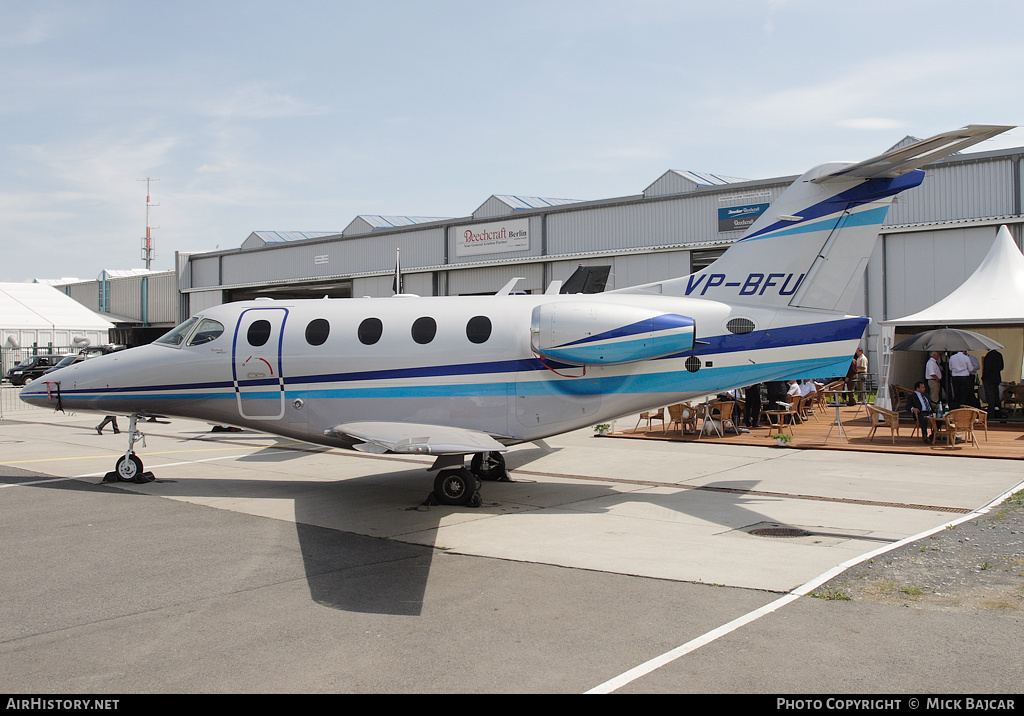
xmin=411 ymin=317 xmax=436 ymax=344
xmin=247 ymin=319 xmax=272 ymax=347
xmin=187 ymin=319 xmax=225 ymax=346
xmin=466 ymin=316 xmax=491 ymax=344
xmin=305 ymin=318 xmax=330 ymax=346
xmin=358 ymin=317 xmax=383 ymax=345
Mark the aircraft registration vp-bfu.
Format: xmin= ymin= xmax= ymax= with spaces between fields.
xmin=21 ymin=125 xmax=1013 ymax=506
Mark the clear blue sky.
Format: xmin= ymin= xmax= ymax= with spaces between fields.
xmin=2 ymin=0 xmax=1022 ymax=282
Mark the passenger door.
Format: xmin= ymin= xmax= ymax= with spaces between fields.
xmin=232 ymin=307 xmax=288 ymax=420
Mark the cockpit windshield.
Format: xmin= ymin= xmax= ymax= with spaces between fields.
xmin=154 ymin=317 xmax=199 ymax=347
xmin=154 ymin=317 xmax=226 ymax=347
xmin=187 ymin=319 xmax=225 ymax=346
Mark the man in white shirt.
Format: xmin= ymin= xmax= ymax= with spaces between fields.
xmin=949 ymin=350 xmax=973 ymax=408
xmin=925 ymin=352 xmax=943 ymax=403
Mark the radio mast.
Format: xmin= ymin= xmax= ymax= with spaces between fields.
xmin=139 ymin=177 xmax=159 ymax=270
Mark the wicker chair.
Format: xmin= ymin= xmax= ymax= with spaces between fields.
xmin=965 ymin=406 xmax=988 ymax=441
xmin=943 ymin=408 xmax=980 ymax=449
xmin=634 ymin=407 xmax=665 ymax=433
xmin=865 ymin=404 xmax=901 ymax=444
xmin=667 ymin=403 xmax=697 ymax=434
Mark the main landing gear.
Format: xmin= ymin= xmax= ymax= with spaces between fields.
xmin=428 ymin=451 xmax=510 ymax=508
xmin=103 ymin=414 xmax=156 ymax=484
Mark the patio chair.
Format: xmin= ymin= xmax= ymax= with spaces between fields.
xmin=965 ymin=406 xmax=988 ymax=441
xmin=943 ymin=408 xmax=980 ymax=449
xmin=634 ymin=407 xmax=665 ymax=433
xmin=667 ymin=403 xmax=697 ymax=434
xmin=709 ymin=400 xmax=739 ymax=434
xmin=1005 ymin=384 xmax=1024 ymax=416
xmin=865 ymin=404 xmax=901 ymax=444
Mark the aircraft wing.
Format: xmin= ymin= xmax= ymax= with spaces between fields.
xmin=812 ymin=124 xmax=1014 ymax=182
xmin=326 ymin=421 xmax=509 ymax=455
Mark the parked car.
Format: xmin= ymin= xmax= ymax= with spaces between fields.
xmin=40 ymin=345 xmax=128 ymax=377
xmin=42 ymin=354 xmax=87 ymax=374
xmin=5 ymin=354 xmax=72 ymax=386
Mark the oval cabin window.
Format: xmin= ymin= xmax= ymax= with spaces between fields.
xmin=466 ymin=316 xmax=492 ymax=344
xmin=247 ymin=319 xmax=272 ymax=347
xmin=411 ymin=317 xmax=437 ymax=344
xmin=305 ymin=318 xmax=330 ymax=346
xmin=358 ymin=317 xmax=383 ymax=345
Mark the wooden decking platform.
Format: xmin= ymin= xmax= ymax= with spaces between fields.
xmin=610 ymin=405 xmax=1024 ymax=459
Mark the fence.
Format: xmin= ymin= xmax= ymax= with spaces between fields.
xmin=0 ymin=346 xmax=79 ymax=416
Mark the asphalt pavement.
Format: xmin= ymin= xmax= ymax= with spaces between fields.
xmin=1 ymin=405 xmax=1021 ymax=694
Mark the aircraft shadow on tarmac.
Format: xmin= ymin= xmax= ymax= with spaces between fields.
xmin=17 ymin=440 xmax=780 ymax=618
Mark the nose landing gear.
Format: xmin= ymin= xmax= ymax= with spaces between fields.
xmin=103 ymin=414 xmax=156 ymax=484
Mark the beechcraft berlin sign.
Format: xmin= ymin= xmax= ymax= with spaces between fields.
xmin=455 ymin=218 xmax=530 ymax=257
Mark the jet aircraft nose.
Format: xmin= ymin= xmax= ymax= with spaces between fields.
xmin=18 ymin=374 xmax=56 ymax=407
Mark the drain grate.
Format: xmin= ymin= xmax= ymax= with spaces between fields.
xmin=749 ymin=527 xmax=813 ymax=538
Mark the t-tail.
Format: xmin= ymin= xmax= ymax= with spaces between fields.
xmin=615 ymin=125 xmax=1014 ymax=311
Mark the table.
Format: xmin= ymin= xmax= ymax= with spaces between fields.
xmin=823 ymin=390 xmax=854 ymax=444
xmin=927 ymin=414 xmax=949 ymax=443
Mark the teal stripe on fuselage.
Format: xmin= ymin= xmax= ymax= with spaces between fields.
xmin=78 ymin=354 xmax=846 ymax=404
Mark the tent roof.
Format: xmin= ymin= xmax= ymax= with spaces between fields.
xmin=883 ymin=225 xmax=1024 ymax=326
xmin=0 ymin=283 xmax=115 ymax=331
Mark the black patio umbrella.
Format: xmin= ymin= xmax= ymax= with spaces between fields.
xmin=892 ymin=328 xmax=1004 ymax=352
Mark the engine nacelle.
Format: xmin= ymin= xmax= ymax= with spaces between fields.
xmin=531 ymin=301 xmax=695 ymax=366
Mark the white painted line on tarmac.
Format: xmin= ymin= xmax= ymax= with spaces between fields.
xmin=0 ymin=452 xmax=291 ymax=488
xmin=586 ymin=478 xmax=1024 ymax=694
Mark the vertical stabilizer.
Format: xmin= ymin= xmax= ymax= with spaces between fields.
xmin=613 ymin=125 xmax=1014 ymax=312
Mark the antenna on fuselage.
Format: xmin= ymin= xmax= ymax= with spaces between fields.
xmin=391 ymin=247 xmax=403 ymax=295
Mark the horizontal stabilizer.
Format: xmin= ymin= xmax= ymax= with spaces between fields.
xmin=326 ymin=421 xmax=508 ymax=456
xmin=812 ymin=125 xmax=1014 ymax=182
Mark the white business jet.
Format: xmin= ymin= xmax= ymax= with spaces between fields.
xmin=21 ymin=125 xmax=1012 ymax=506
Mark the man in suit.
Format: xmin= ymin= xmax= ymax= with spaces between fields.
xmin=908 ymin=380 xmax=936 ymax=443
xmin=983 ymin=348 xmax=1004 ymax=417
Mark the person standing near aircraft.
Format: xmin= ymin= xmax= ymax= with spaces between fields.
xmin=95 ymin=416 xmax=120 ymax=435
xmin=983 ymin=348 xmax=1004 ymax=417
xmin=949 ymin=350 xmax=973 ymax=409
xmin=926 ymin=351 xmax=943 ymax=404
xmin=744 ymin=383 xmax=762 ymax=428
xmin=847 ymin=347 xmax=867 ymax=406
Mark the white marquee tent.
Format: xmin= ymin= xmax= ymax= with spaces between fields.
xmin=1 ymin=282 xmax=114 ymax=358
xmin=878 ymin=225 xmax=1024 ymax=408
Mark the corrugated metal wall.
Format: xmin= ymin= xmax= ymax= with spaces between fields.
xmin=147 ymin=273 xmax=179 ymax=323
xmin=885 ymin=159 xmax=1016 ymax=226
xmin=883 ymin=225 xmax=999 ymax=320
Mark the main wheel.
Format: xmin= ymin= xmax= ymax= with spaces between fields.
xmin=470 ymin=451 xmax=507 ymax=481
xmin=433 ymin=468 xmax=477 ymax=506
xmin=115 ymin=454 xmax=144 ymax=482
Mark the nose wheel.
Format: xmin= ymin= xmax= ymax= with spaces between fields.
xmin=115 ymin=454 xmax=144 ymax=481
